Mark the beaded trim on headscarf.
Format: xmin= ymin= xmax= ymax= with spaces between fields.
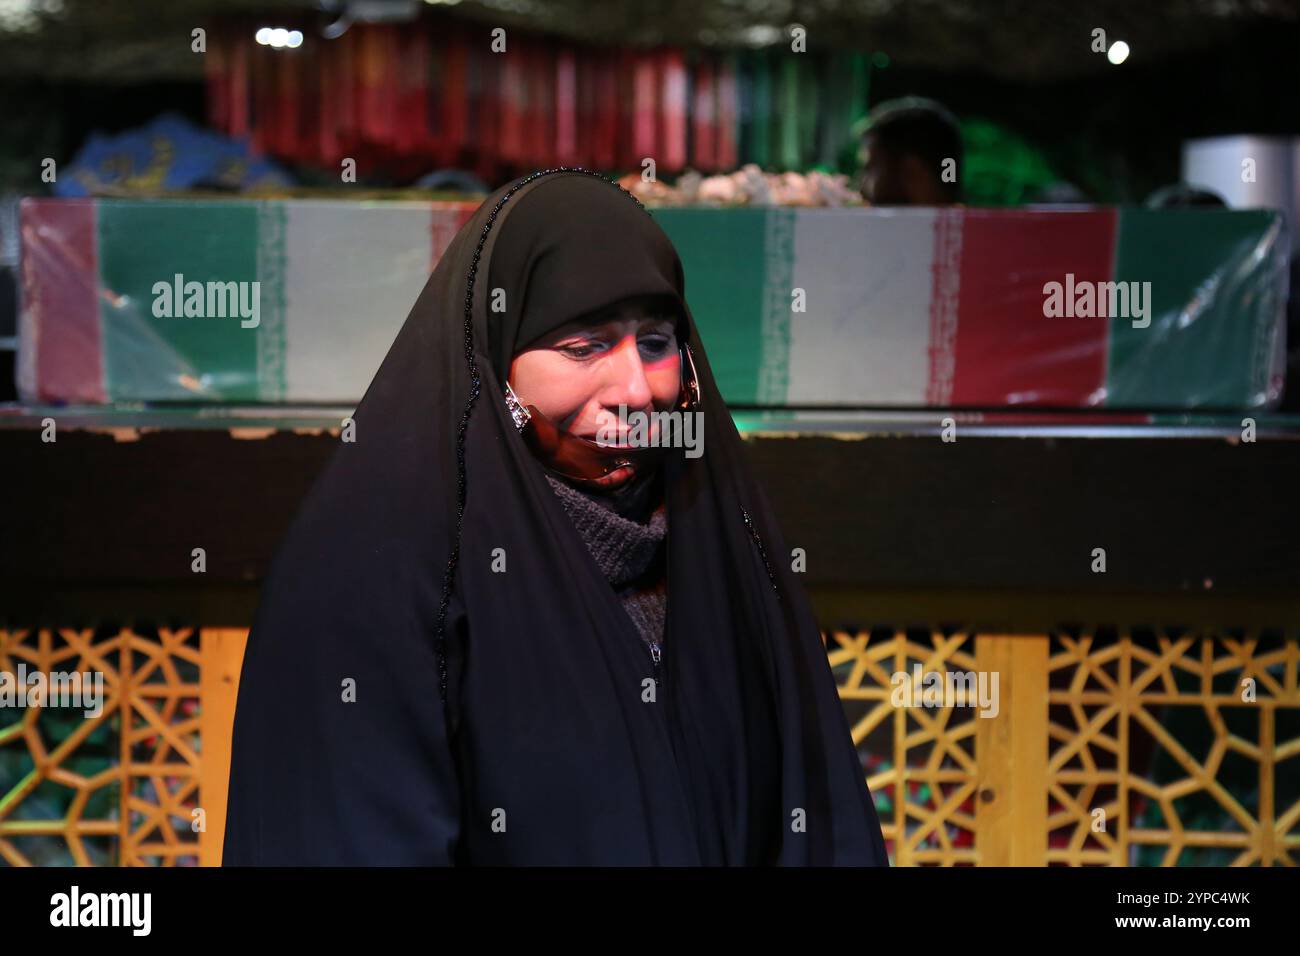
xmin=433 ymin=167 xmax=654 ymax=704
xmin=742 ymin=508 xmax=781 ymax=597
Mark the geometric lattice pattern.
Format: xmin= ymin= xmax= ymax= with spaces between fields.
xmin=824 ymin=626 xmax=1300 ymax=866
xmin=3 ymin=625 xmax=1296 ymax=866
xmin=1047 ymin=628 xmax=1300 ymax=866
xmin=0 ymin=628 xmax=203 ymax=866
xmin=826 ymin=628 xmax=980 ymax=866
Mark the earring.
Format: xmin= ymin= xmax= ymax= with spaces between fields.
xmin=503 ymin=381 xmax=531 ymax=431
xmin=678 ymin=342 xmax=702 ymax=411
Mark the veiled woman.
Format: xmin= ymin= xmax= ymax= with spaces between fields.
xmin=222 ymin=168 xmax=889 ymax=866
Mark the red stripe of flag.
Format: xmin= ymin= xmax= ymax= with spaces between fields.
xmin=942 ymin=209 xmax=1117 ymax=407
xmin=22 ymin=199 xmax=105 ymax=403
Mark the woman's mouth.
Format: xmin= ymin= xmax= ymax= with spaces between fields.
xmin=589 ymin=464 xmax=635 ymax=488
xmin=588 ymin=426 xmax=661 ymax=448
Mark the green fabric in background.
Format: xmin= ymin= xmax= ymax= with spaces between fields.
xmin=746 ymin=50 xmax=772 ymax=169
xmin=959 ymin=118 xmax=1058 ymax=206
xmin=798 ymin=55 xmax=819 ymax=169
xmin=778 ymin=56 xmax=801 ymax=170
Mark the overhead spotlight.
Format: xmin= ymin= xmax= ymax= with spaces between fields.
xmin=1107 ymin=40 xmax=1130 ymax=65
xmin=256 ymin=25 xmax=306 ymax=49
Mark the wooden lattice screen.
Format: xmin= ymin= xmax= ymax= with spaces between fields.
xmin=2 ymin=627 xmax=1296 ymax=866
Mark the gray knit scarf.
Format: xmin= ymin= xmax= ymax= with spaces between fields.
xmin=544 ymin=473 xmax=667 ymax=647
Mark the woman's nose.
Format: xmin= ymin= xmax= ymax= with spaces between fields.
xmin=599 ymin=335 xmax=653 ymax=410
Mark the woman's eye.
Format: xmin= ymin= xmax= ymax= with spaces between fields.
xmin=557 ymin=332 xmax=672 ymax=360
xmin=559 ymin=342 xmax=601 ymax=359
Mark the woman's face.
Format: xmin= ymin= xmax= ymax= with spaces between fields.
xmin=508 ymin=298 xmax=681 ymax=489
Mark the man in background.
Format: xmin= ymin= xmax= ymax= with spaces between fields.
xmin=856 ymin=97 xmax=963 ymax=206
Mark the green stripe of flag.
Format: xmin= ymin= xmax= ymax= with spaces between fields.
xmin=1108 ymin=208 xmax=1284 ymax=409
xmin=651 ymin=206 xmax=772 ymax=404
xmin=97 ymin=200 xmax=262 ymax=401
